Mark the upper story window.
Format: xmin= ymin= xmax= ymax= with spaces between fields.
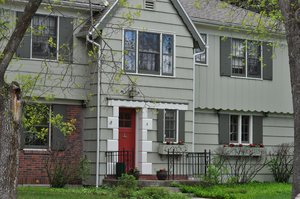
xmin=16 ymin=13 xmax=73 ymax=62
xmin=220 ymin=37 xmax=273 ymax=80
xmin=195 ymin=33 xmax=207 ymax=65
xmin=123 ymin=29 xmax=175 ymax=76
xmin=32 ymin=15 xmax=57 ymax=59
xmin=231 ymin=39 xmax=261 ymax=78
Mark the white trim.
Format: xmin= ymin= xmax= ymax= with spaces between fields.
xmin=229 ymin=114 xmax=253 ymax=145
xmin=231 ymin=39 xmax=263 ymax=80
xmin=108 ymin=99 xmax=188 ymax=110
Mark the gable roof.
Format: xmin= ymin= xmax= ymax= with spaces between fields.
xmin=81 ymin=0 xmax=206 ymax=49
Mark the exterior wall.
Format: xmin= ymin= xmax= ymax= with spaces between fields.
xmin=194 ymin=109 xmax=294 ymax=181
xmin=18 ymin=105 xmax=83 ymax=185
xmin=194 ymin=24 xmax=293 ymax=114
xmin=83 ymin=0 xmax=196 ymax=185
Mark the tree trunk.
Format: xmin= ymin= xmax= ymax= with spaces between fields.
xmin=0 ymin=0 xmax=41 ymax=198
xmin=278 ymin=2 xmax=300 ymax=198
xmin=0 ymin=83 xmax=21 ymax=199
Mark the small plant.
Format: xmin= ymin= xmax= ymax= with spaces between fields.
xmin=201 ymin=165 xmax=222 ymax=187
xmin=117 ymin=174 xmax=137 ymax=198
xmin=268 ymin=143 xmax=293 ymax=183
xmin=128 ymin=167 xmax=140 ymax=180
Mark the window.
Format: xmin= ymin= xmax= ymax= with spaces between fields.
xmin=32 ymin=15 xmax=57 ymax=59
xmin=23 ymin=104 xmax=51 ymax=149
xmin=16 ymin=13 xmax=73 ymax=62
xmin=123 ymin=29 xmax=175 ymax=76
xmin=220 ymin=37 xmax=272 ymax=80
xmin=195 ymin=33 xmax=207 ymax=65
xmin=22 ymin=104 xmax=68 ymax=150
xmin=164 ymin=110 xmax=178 ymax=143
xmin=229 ymin=115 xmax=252 ymax=144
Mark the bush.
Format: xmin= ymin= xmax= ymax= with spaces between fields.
xmin=200 ymin=165 xmax=222 ymax=187
xmin=268 ymin=143 xmax=293 ymax=183
xmin=117 ymin=174 xmax=138 ymax=198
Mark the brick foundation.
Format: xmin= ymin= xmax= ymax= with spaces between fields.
xmin=18 ymin=105 xmax=83 ymax=185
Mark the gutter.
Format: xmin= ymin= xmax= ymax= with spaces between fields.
xmin=192 ymin=50 xmax=206 ymax=152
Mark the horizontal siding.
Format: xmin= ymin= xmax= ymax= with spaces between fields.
xmin=195 ymin=30 xmax=293 ymax=114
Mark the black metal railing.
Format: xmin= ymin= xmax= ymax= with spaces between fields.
xmin=167 ymin=149 xmax=211 ymax=180
xmin=105 ymin=150 xmax=135 ymax=176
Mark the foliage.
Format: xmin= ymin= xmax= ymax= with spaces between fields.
xmin=212 ymin=146 xmax=267 ymax=184
xmin=200 ymin=164 xmax=223 ymax=187
xmin=179 ymin=182 xmax=291 ymax=199
xmin=135 ymin=187 xmax=187 ymax=199
xmin=116 ymin=174 xmax=138 ymax=198
xmin=46 ymin=149 xmax=90 ymax=188
xmin=268 ymin=143 xmax=293 ymax=183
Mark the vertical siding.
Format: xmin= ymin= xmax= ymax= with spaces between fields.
xmin=195 ymin=25 xmax=293 ymax=114
xmin=194 ymin=109 xmax=294 ymax=181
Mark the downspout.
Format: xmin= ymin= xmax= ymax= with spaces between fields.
xmin=86 ymin=34 xmax=101 ymax=187
xmin=193 ymin=50 xmax=206 ymax=152
xmin=86 ymin=0 xmax=118 ymax=188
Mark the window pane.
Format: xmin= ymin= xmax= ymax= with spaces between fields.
xmin=232 ymin=39 xmax=245 ymax=76
xmin=242 ymin=116 xmax=250 ymax=143
xmin=24 ymin=104 xmax=50 ymax=148
xmin=165 ymin=110 xmax=177 ymax=142
xmin=162 ymin=34 xmax=174 ymax=75
xmin=195 ymin=33 xmax=207 ymax=64
xmin=230 ymin=115 xmax=238 ymax=143
xmin=124 ymin=30 xmax=137 ymax=72
xmin=138 ymin=32 xmax=160 ymax=74
xmin=247 ymin=41 xmax=261 ymax=78
xmin=32 ymin=15 xmax=57 ymax=59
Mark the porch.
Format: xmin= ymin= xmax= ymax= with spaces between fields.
xmin=104 ymin=149 xmax=211 ymax=181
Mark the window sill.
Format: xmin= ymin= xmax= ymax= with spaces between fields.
xmin=22 ymin=148 xmax=50 ymax=155
xmin=158 ymin=143 xmax=187 ymax=155
xmin=195 ymin=63 xmax=208 ymax=67
xmin=125 ymin=72 xmax=176 ymax=79
xmin=222 ymin=145 xmax=265 ymax=156
xmin=229 ymin=75 xmax=263 ymax=81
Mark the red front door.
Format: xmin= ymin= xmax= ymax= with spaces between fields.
xmin=119 ymin=108 xmax=136 ymax=170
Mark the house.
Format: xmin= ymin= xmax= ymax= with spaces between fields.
xmin=1 ymin=0 xmax=292 ymax=185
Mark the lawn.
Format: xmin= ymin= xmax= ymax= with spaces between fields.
xmin=178 ymin=182 xmax=291 ymax=199
xmin=18 ymin=186 xmax=188 ymax=199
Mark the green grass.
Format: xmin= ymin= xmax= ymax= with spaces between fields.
xmin=18 ymin=187 xmax=117 ymax=199
xmin=179 ymin=182 xmax=291 ymax=199
xmin=18 ymin=186 xmax=188 ymax=199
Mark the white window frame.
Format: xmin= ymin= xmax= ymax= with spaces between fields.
xmin=231 ymin=38 xmax=263 ymax=80
xmin=27 ymin=14 xmax=59 ymax=61
xmin=24 ymin=105 xmax=52 ymax=150
xmin=195 ymin=33 xmax=208 ymax=65
xmin=122 ymin=28 xmax=176 ymax=77
xmin=229 ymin=115 xmax=253 ymax=145
xmin=163 ymin=109 xmax=179 ymax=143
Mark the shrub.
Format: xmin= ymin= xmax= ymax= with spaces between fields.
xmin=213 ymin=146 xmax=267 ymax=184
xmin=117 ymin=174 xmax=138 ymax=198
xmin=268 ymin=143 xmax=293 ymax=183
xmin=200 ymin=165 xmax=223 ymax=187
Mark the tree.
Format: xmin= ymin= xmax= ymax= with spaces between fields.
xmin=0 ymin=0 xmax=42 ymax=198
